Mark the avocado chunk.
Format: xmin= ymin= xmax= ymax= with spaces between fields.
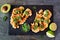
xmin=1 ymin=4 xmax=11 ymax=13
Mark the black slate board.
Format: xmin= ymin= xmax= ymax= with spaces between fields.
xmin=9 ymin=5 xmax=53 ymax=35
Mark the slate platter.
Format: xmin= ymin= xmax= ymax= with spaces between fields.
xmin=9 ymin=5 xmax=53 ymax=35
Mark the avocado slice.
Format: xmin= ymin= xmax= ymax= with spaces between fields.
xmin=1 ymin=4 xmax=11 ymax=13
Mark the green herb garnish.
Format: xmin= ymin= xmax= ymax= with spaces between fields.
xmin=33 ymin=6 xmax=37 ymax=11
xmin=39 ymin=17 xmax=44 ymax=22
xmin=3 ymin=16 xmax=8 ymax=21
xmin=13 ymin=18 xmax=18 ymax=23
xmin=22 ymin=23 xmax=30 ymax=32
xmin=34 ymin=25 xmax=38 ymax=30
xmin=15 ymin=10 xmax=20 ymax=14
xmin=34 ymin=23 xmax=38 ymax=30
xmin=44 ymin=20 xmax=49 ymax=23
xmin=17 ymin=16 xmax=21 ymax=20
xmin=34 ymin=19 xmax=39 ymax=23
xmin=33 ymin=6 xmax=36 ymax=10
xmin=44 ymin=10 xmax=48 ymax=17
xmin=24 ymin=11 xmax=29 ymax=15
xmin=40 ymin=24 xmax=44 ymax=28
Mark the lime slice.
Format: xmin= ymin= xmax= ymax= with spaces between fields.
xmin=46 ymin=30 xmax=55 ymax=38
xmin=49 ymin=23 xmax=57 ymax=31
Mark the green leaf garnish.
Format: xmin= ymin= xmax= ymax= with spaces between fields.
xmin=17 ymin=16 xmax=21 ymax=20
xmin=34 ymin=23 xmax=38 ymax=30
xmin=3 ymin=16 xmax=8 ymax=21
xmin=34 ymin=25 xmax=38 ymax=30
xmin=44 ymin=10 xmax=48 ymax=17
xmin=39 ymin=17 xmax=44 ymax=22
xmin=22 ymin=23 xmax=30 ymax=32
xmin=40 ymin=24 xmax=44 ymax=28
xmin=34 ymin=19 xmax=39 ymax=23
xmin=15 ymin=10 xmax=20 ymax=14
xmin=24 ymin=11 xmax=29 ymax=15
xmin=13 ymin=18 xmax=18 ymax=23
xmin=44 ymin=20 xmax=49 ymax=23
xmin=33 ymin=6 xmax=36 ymax=10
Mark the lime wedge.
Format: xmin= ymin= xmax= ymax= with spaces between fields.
xmin=49 ymin=23 xmax=57 ymax=31
xmin=46 ymin=30 xmax=55 ymax=38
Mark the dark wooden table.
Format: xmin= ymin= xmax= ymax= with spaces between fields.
xmin=0 ymin=0 xmax=60 ymax=40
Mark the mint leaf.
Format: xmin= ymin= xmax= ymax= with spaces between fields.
xmin=3 ymin=16 xmax=8 ymax=21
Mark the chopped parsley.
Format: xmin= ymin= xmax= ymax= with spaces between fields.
xmin=3 ymin=16 xmax=8 ymax=21
xmin=24 ymin=11 xmax=29 ymax=15
xmin=22 ymin=23 xmax=30 ymax=32
xmin=33 ymin=6 xmax=36 ymax=10
xmin=44 ymin=10 xmax=49 ymax=17
xmin=40 ymin=24 xmax=44 ymax=28
xmin=17 ymin=16 xmax=21 ymax=20
xmin=44 ymin=20 xmax=49 ymax=23
xmin=32 ymin=6 xmax=37 ymax=11
xmin=13 ymin=18 xmax=18 ymax=23
xmin=15 ymin=10 xmax=20 ymax=14
xmin=34 ymin=25 xmax=38 ymax=30
xmin=34 ymin=23 xmax=38 ymax=30
xmin=34 ymin=19 xmax=39 ymax=23
xmin=39 ymin=17 xmax=44 ymax=22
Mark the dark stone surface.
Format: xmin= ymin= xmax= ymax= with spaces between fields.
xmin=0 ymin=0 xmax=60 ymax=40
